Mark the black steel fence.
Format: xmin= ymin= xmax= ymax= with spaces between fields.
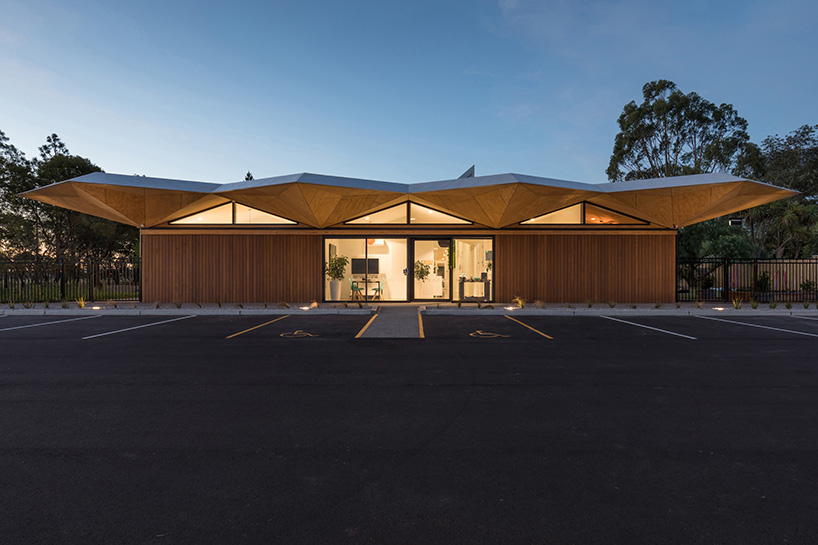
xmin=677 ymin=258 xmax=818 ymax=302
xmin=0 ymin=259 xmax=141 ymax=302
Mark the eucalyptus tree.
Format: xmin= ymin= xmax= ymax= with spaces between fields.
xmin=607 ymin=80 xmax=750 ymax=182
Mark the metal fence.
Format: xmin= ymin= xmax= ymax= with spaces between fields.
xmin=0 ymin=259 xmax=141 ymax=302
xmin=677 ymin=258 xmax=818 ymax=302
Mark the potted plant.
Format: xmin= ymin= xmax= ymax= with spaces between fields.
xmin=414 ymin=260 xmax=431 ymax=282
xmin=325 ymin=255 xmax=349 ymax=301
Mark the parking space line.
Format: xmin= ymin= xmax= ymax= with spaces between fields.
xmin=698 ymin=315 xmax=818 ymax=338
xmin=83 ymin=315 xmax=197 ymax=339
xmin=355 ymin=313 xmax=379 ymax=338
xmin=418 ymin=313 xmax=425 ymax=339
xmin=225 ymin=315 xmax=290 ymax=339
xmin=601 ymin=316 xmax=697 ymax=340
xmin=505 ymin=315 xmax=553 ymax=339
xmin=794 ymin=315 xmax=818 ymax=322
xmin=0 ymin=315 xmax=102 ymax=332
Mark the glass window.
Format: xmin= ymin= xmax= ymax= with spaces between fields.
xmin=325 ymin=238 xmax=407 ymax=301
xmin=235 ymin=203 xmax=296 ymax=224
xmin=584 ymin=204 xmax=647 ymax=225
xmin=413 ymin=240 xmax=449 ymax=299
xmin=409 ymin=203 xmax=471 ymax=224
xmin=346 ymin=204 xmax=408 ymax=224
xmin=170 ymin=203 xmax=233 ymax=224
xmin=452 ymin=239 xmax=492 ymax=301
xmin=521 ymin=203 xmax=583 ymax=224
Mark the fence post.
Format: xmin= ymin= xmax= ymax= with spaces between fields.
xmin=723 ymin=258 xmax=730 ymax=302
xmin=87 ymin=262 xmax=93 ymax=302
xmin=59 ymin=258 xmax=66 ymax=301
xmin=751 ymin=258 xmax=758 ymax=301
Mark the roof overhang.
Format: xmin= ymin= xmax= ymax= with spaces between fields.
xmin=21 ymin=171 xmax=798 ymax=229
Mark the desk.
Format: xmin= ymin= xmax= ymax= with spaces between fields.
xmin=458 ymin=279 xmax=490 ymax=301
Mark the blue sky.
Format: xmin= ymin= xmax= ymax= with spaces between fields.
xmin=1 ymin=0 xmax=816 ymax=184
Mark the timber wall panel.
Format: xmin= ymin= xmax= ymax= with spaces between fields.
xmin=142 ymin=233 xmax=322 ymax=303
xmin=495 ymin=233 xmax=676 ymax=303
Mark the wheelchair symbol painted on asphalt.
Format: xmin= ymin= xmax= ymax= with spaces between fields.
xmin=469 ymin=330 xmax=510 ymax=338
xmin=280 ymin=330 xmax=318 ymax=338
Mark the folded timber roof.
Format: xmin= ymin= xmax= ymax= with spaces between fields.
xmin=22 ymin=171 xmax=797 ymax=229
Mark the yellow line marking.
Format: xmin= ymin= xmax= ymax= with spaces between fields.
xmin=504 ymin=315 xmax=553 ymax=339
xmin=355 ymin=313 xmax=379 ymax=338
xmin=226 ymin=315 xmax=290 ymax=339
xmin=418 ymin=313 xmax=425 ymax=338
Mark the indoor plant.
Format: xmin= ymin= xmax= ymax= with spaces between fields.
xmin=325 ymin=255 xmax=349 ymax=300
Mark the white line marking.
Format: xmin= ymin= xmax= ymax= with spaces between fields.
xmin=82 ymin=315 xmax=196 ymax=339
xmin=793 ymin=315 xmax=818 ymax=322
xmin=698 ymin=315 xmax=818 ymax=338
xmin=0 ymin=315 xmax=102 ymax=332
xmin=600 ymin=315 xmax=697 ymax=340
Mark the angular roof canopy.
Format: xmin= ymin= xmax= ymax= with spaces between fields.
xmin=22 ymin=171 xmax=797 ymax=229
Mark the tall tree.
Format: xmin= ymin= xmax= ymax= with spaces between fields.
xmin=607 ymin=80 xmax=750 ymax=181
xmin=0 ymin=131 xmax=138 ymax=260
xmin=244 ymin=171 xmax=254 ymax=181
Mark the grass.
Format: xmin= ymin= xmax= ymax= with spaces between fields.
xmin=694 ymin=301 xmax=703 ymax=308
xmin=731 ymin=297 xmax=743 ymax=309
xmin=654 ymin=302 xmax=662 ymax=309
xmin=280 ymin=301 xmax=290 ymax=308
xmin=512 ymin=296 xmax=525 ymax=309
xmin=76 ymin=297 xmax=85 ymax=309
xmin=750 ymin=299 xmax=759 ymax=309
xmin=607 ymin=301 xmax=617 ymax=308
xmin=22 ymin=301 xmax=34 ymax=309
xmin=769 ymin=300 xmax=778 ymax=309
xmin=586 ymin=300 xmax=594 ymax=308
xmin=785 ymin=301 xmax=792 ymax=310
xmin=803 ymin=302 xmax=810 ymax=309
xmin=630 ymin=304 xmax=637 ymax=309
xmin=174 ymin=302 xmax=183 ymax=308
xmin=534 ymin=300 xmax=546 ymax=309
xmin=107 ymin=299 xmax=117 ymax=309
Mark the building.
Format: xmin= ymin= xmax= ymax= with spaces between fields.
xmin=23 ymin=170 xmax=796 ymax=303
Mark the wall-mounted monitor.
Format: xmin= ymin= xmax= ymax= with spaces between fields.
xmin=351 ymin=258 xmax=379 ymax=275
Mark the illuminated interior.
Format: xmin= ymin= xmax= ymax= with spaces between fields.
xmin=234 ymin=204 xmax=296 ymax=224
xmin=170 ymin=203 xmax=233 ymax=224
xmin=345 ymin=204 xmax=408 ymax=224
xmin=409 ymin=203 xmax=471 ymax=224
xmin=522 ymin=203 xmax=646 ymax=225
xmin=170 ymin=202 xmax=296 ymax=225
xmin=584 ymin=203 xmax=646 ymax=224
xmin=521 ymin=203 xmax=583 ymax=224
xmin=346 ymin=203 xmax=472 ymax=225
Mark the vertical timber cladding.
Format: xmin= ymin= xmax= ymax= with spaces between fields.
xmin=142 ymin=232 xmax=323 ymax=303
xmin=495 ymin=231 xmax=677 ymax=303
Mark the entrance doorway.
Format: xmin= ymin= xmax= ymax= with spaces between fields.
xmin=323 ymin=236 xmax=493 ymax=303
xmin=410 ymin=238 xmax=493 ymax=302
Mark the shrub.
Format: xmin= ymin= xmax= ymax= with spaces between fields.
xmin=512 ymin=296 xmax=525 ymax=309
xmin=800 ymin=280 xmax=817 ymax=292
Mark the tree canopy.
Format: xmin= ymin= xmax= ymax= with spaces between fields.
xmin=0 ymin=131 xmax=138 ymax=261
xmin=607 ymin=80 xmax=750 ymax=182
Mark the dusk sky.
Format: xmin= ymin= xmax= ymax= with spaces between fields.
xmin=1 ymin=0 xmax=816 ymax=185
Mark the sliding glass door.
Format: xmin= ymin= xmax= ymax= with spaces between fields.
xmin=412 ymin=239 xmax=450 ymax=301
xmin=324 ymin=238 xmax=407 ymax=301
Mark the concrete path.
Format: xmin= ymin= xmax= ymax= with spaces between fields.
xmin=359 ymin=304 xmax=422 ymax=338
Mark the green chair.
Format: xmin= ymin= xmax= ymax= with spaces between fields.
xmin=349 ymin=278 xmax=364 ymax=300
xmin=372 ymin=281 xmax=383 ymax=301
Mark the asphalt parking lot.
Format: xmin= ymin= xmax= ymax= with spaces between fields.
xmin=2 ymin=313 xmax=818 ymax=544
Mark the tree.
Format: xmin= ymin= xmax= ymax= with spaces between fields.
xmin=758 ymin=124 xmax=818 ymax=196
xmin=607 ymin=80 xmax=750 ymax=182
xmin=0 ymin=131 xmax=138 ymax=260
xmin=244 ymin=171 xmax=254 ymax=181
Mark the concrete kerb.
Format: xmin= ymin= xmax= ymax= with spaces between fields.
xmin=0 ymin=303 xmax=378 ymax=317
xmin=420 ymin=304 xmax=818 ymax=317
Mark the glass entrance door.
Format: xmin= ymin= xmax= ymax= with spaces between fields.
xmin=412 ymin=239 xmax=450 ymax=300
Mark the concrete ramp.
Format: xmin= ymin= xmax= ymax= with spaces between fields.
xmin=359 ymin=305 xmax=422 ymax=338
